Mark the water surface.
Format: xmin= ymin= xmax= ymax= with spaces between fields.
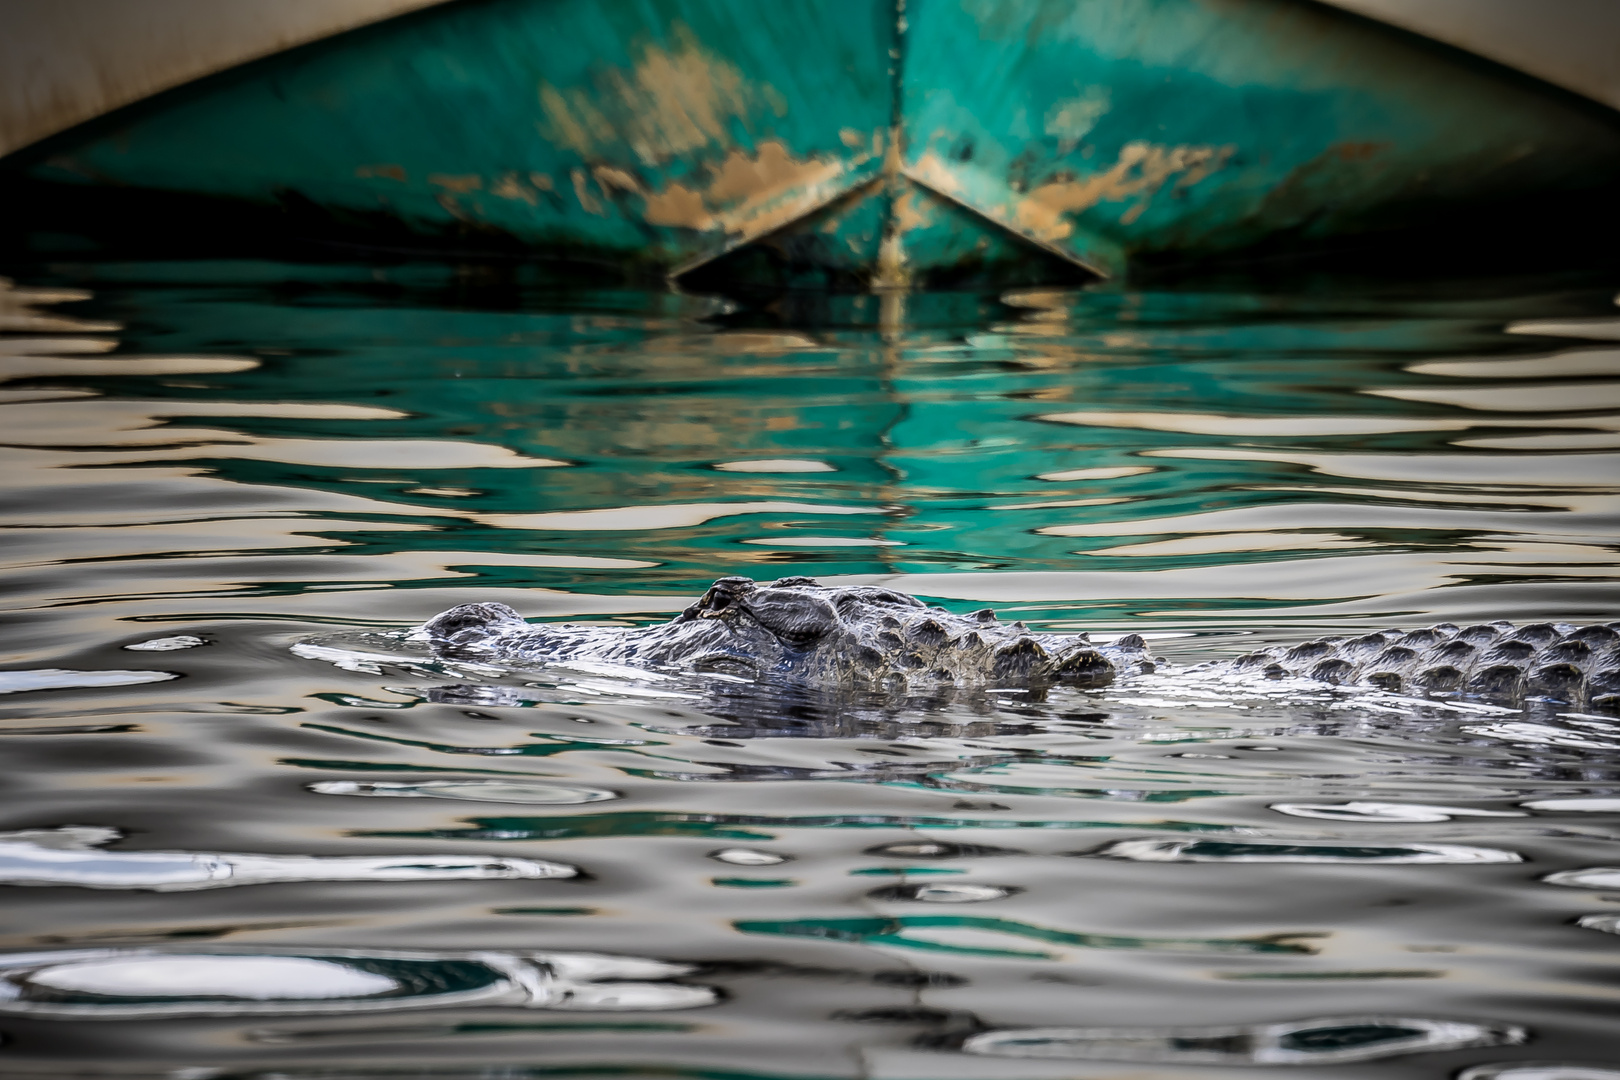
xmin=1 ymin=262 xmax=1619 ymax=1077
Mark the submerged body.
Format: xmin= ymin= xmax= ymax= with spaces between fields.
xmin=421 ymin=576 xmax=1620 ymax=712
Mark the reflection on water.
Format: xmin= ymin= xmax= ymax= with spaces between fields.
xmin=962 ymin=1014 xmax=1525 ymax=1064
xmin=1 ymin=263 xmax=1619 ymax=1073
xmin=0 ymin=945 xmax=714 ymax=1017
xmin=0 ymin=825 xmax=575 ymax=890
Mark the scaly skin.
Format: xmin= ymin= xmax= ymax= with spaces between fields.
xmin=421 ymin=576 xmax=1620 ymax=711
xmin=422 ymin=575 xmax=1144 ymax=693
xmin=1220 ymin=620 xmax=1620 ymax=712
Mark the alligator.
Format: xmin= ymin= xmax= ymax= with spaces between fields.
xmin=419 ymin=576 xmax=1620 ymax=712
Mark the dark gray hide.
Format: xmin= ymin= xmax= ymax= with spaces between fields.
xmin=420 ymin=577 xmax=1620 ymax=710
xmin=421 ymin=575 xmax=1131 ymax=693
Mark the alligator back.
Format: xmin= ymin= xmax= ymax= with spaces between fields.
xmin=1222 ymin=621 xmax=1620 ymax=711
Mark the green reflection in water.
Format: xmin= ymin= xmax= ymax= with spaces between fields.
xmin=710 ymin=877 xmax=797 ymax=889
xmin=735 ymin=915 xmax=1318 ymax=958
xmin=51 ymin=260 xmax=1620 ymax=624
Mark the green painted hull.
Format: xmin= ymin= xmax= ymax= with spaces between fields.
xmin=8 ymin=0 xmax=1620 ymax=281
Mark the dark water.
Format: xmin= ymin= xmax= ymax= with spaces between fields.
xmin=2 ymin=261 xmax=1620 ymax=1079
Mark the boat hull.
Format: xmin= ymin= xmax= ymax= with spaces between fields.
xmin=6 ymin=0 xmax=1620 ymax=282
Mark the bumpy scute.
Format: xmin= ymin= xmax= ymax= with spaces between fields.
xmin=1221 ymin=619 xmax=1620 ymax=712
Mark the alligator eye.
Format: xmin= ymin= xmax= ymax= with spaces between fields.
xmin=686 ymin=576 xmax=758 ymax=619
xmin=738 ymin=590 xmax=838 ymax=648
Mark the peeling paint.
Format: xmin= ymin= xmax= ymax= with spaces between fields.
xmin=490 ymin=172 xmax=537 ymax=203
xmin=571 ymin=168 xmax=605 ymax=216
xmin=643 ymin=183 xmax=709 ymax=228
xmin=434 ymin=193 xmax=474 ymax=222
xmin=872 ymin=230 xmax=910 ymax=289
xmin=538 ymin=24 xmax=782 ymax=166
xmin=890 ymin=187 xmax=934 ymax=234
xmin=591 ymin=165 xmax=645 ymax=197
xmin=1031 ymin=142 xmax=1232 ymax=232
xmin=427 ymin=173 xmax=481 ymax=193
xmin=904 ymin=149 xmax=968 ymax=198
xmin=1332 ymin=140 xmax=1389 ymax=161
xmin=911 ymin=140 xmax=1235 ymax=242
xmin=528 ymin=172 xmax=555 ymax=192
xmin=711 ymin=140 xmax=839 ymax=203
xmin=355 ymin=163 xmax=406 ymax=181
xmin=641 ymin=140 xmax=856 ymax=239
xmin=1044 ymin=86 xmax=1111 ymax=149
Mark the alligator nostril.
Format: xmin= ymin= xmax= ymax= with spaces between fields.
xmin=421 ymin=602 xmax=526 ymax=642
